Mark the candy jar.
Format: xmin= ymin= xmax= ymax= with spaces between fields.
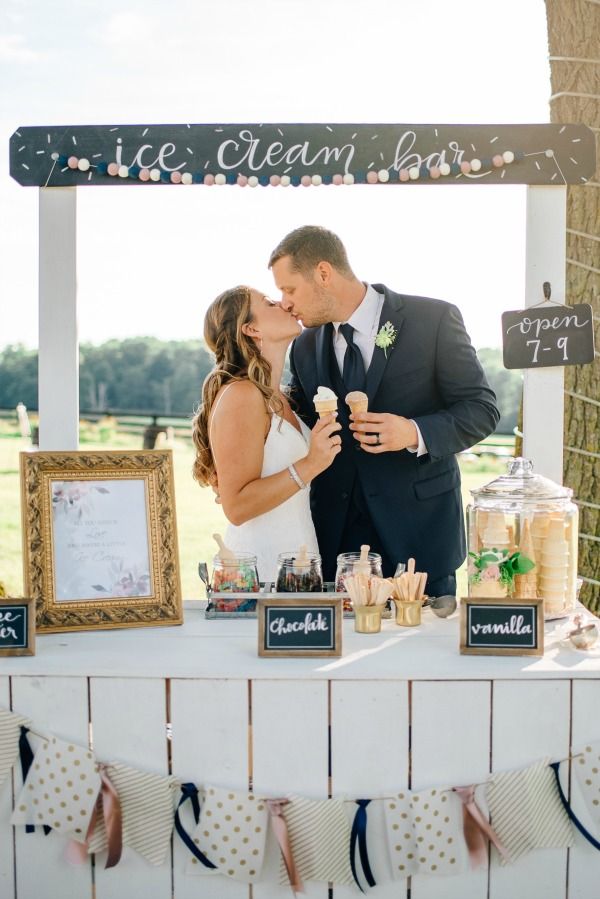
xmin=211 ymin=553 xmax=260 ymax=593
xmin=275 ymin=551 xmax=323 ymax=593
xmin=466 ymin=458 xmax=579 ymax=617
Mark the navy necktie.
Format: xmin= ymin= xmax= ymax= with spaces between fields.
xmin=339 ymin=323 xmax=366 ymax=394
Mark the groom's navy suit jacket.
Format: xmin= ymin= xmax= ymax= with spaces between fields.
xmin=289 ymin=284 xmax=500 ymax=581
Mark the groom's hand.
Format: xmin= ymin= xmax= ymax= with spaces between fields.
xmin=350 ymin=412 xmax=418 ymax=453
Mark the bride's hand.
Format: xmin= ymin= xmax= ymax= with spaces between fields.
xmin=305 ymin=414 xmax=342 ymax=476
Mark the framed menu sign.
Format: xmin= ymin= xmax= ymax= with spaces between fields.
xmin=258 ymin=596 xmax=343 ymax=658
xmin=502 ymin=303 xmax=595 ymax=369
xmin=20 ymin=450 xmax=183 ymax=634
xmin=460 ymin=597 xmax=544 ymax=656
xmin=0 ymin=597 xmax=35 ymax=657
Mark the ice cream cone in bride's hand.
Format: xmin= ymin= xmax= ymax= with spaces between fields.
xmin=313 ymin=386 xmax=338 ymax=418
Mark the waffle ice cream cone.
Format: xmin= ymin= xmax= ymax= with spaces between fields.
xmin=313 ymin=386 xmax=338 ymax=418
xmin=514 ymin=519 xmax=538 ymax=599
xmin=345 ymin=390 xmax=368 ymax=416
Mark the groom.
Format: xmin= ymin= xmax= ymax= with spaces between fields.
xmin=268 ymin=226 xmax=500 ymax=596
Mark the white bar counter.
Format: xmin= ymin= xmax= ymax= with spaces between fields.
xmin=1 ymin=607 xmax=599 ymax=899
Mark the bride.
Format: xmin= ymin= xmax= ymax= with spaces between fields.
xmin=192 ymin=285 xmax=341 ymax=581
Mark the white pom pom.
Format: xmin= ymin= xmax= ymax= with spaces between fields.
xmin=502 ymin=151 xmax=514 ymax=164
xmin=51 ymin=152 xmax=59 ymax=161
xmin=311 ymin=174 xmax=322 ymax=186
xmin=470 ymin=158 xmax=482 ymax=172
xmin=150 ymin=169 xmax=161 ymax=182
xmin=377 ymin=169 xmax=390 ymax=182
xmin=215 ymin=173 xmax=226 ymax=185
xmin=181 ymin=172 xmax=193 ymax=184
xmin=248 ymin=176 xmax=259 ymax=187
xmin=280 ymin=175 xmax=291 ymax=186
xmin=77 ymin=158 xmax=90 ymax=172
xmin=342 ymin=173 xmax=354 ymax=185
xmin=118 ymin=165 xmax=129 ymax=178
xmin=439 ymin=162 xmax=451 ymax=176
xmin=408 ymin=166 xmax=420 ymax=180
xmin=545 ymin=148 xmax=554 ymax=158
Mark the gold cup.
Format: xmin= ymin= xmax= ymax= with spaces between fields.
xmin=353 ymin=605 xmax=382 ymax=634
xmin=393 ymin=599 xmax=422 ymax=627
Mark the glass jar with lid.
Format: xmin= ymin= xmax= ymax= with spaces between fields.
xmin=466 ymin=457 xmax=578 ymax=618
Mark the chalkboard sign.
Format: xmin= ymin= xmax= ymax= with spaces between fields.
xmin=0 ymin=598 xmax=35 ymax=657
xmin=258 ymin=597 xmax=342 ymax=658
xmin=460 ymin=597 xmax=544 ymax=656
xmin=502 ymin=304 xmax=595 ymax=369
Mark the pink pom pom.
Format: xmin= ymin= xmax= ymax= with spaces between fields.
xmin=366 ymin=171 xmax=378 ymax=184
xmin=301 ymin=175 xmax=311 ymax=187
xmin=399 ymin=169 xmax=410 ymax=182
xmin=429 ymin=166 xmax=441 ymax=179
xmin=67 ymin=156 xmax=79 ymax=169
xmin=332 ymin=174 xmax=343 ymax=185
xmin=170 ymin=171 xmax=182 ymax=184
xmin=107 ymin=162 xmax=119 ymax=176
xmin=204 ymin=174 xmax=215 ymax=186
xmin=492 ymin=154 xmax=504 ymax=168
xmin=237 ymin=175 xmax=248 ymax=187
xmin=139 ymin=168 xmax=150 ymax=182
xmin=269 ymin=175 xmax=281 ymax=186
xmin=460 ymin=161 xmax=472 ymax=174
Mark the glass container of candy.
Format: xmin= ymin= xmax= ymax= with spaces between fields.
xmin=466 ymin=458 xmax=578 ymax=618
xmin=275 ymin=552 xmax=323 ymax=593
xmin=211 ymin=554 xmax=260 ymax=593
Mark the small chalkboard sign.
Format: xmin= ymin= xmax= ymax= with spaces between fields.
xmin=460 ymin=597 xmax=544 ymax=656
xmin=258 ymin=596 xmax=342 ymax=658
xmin=502 ymin=303 xmax=595 ymax=369
xmin=0 ymin=597 xmax=35 ymax=657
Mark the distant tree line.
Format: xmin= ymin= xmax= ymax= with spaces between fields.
xmin=0 ymin=339 xmax=521 ymax=433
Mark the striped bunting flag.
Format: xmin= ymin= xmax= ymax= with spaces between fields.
xmin=0 ymin=708 xmax=30 ymax=790
xmin=279 ymin=796 xmax=354 ymax=886
xmin=486 ymin=759 xmax=574 ymax=864
xmin=88 ymin=763 xmax=177 ymax=865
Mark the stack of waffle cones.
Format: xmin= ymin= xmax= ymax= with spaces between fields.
xmin=513 ymin=520 xmax=537 ymax=599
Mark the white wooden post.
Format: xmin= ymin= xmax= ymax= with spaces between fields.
xmin=38 ymin=187 xmax=79 ymax=450
xmin=523 ymin=186 xmax=567 ymax=484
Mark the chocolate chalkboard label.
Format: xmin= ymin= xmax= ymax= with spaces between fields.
xmin=502 ymin=304 xmax=595 ymax=369
xmin=0 ymin=598 xmax=35 ymax=657
xmin=258 ymin=597 xmax=342 ymax=657
xmin=460 ymin=597 xmax=544 ymax=656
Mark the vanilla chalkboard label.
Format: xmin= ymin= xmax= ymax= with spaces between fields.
xmin=460 ymin=598 xmax=544 ymax=656
xmin=258 ymin=597 xmax=342 ymax=657
xmin=502 ymin=304 xmax=595 ymax=369
xmin=0 ymin=598 xmax=35 ymax=657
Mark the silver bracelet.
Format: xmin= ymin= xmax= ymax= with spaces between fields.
xmin=288 ymin=463 xmax=307 ymax=490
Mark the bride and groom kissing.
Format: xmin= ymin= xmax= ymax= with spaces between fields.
xmin=192 ymin=225 xmax=500 ymax=597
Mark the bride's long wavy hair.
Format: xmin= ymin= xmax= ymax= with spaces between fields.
xmin=191 ymin=285 xmax=283 ymax=486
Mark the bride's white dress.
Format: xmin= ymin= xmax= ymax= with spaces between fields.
xmin=211 ymin=387 xmax=319 ymax=582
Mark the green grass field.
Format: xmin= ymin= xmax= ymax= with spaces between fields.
xmin=0 ymin=421 xmax=508 ymax=600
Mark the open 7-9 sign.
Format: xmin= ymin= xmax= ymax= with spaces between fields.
xmin=502 ymin=303 xmax=595 ymax=369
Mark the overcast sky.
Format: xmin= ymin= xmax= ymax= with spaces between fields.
xmin=0 ymin=0 xmax=551 ymax=350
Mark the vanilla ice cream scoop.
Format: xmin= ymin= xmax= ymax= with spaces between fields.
xmin=313 ymin=386 xmax=338 ymax=417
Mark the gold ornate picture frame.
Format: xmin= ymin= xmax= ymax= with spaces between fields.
xmin=20 ymin=450 xmax=183 ymax=633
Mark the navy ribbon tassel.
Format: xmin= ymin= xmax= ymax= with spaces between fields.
xmin=350 ymin=799 xmax=376 ymax=892
xmin=550 ymin=761 xmax=600 ymax=851
xmin=174 ymin=782 xmax=217 ymax=869
xmin=18 ymin=727 xmax=51 ymax=836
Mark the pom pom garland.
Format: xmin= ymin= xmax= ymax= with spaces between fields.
xmin=54 ymin=146 xmax=524 ymax=186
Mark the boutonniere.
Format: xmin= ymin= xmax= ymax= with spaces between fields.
xmin=374 ymin=321 xmax=397 ymax=357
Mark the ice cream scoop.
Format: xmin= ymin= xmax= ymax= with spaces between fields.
xmin=345 ymin=390 xmax=368 ymax=416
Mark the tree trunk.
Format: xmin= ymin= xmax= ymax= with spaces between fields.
xmin=546 ymin=0 xmax=600 ymax=610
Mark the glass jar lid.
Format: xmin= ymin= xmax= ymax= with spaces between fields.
xmin=470 ymin=457 xmax=573 ymax=503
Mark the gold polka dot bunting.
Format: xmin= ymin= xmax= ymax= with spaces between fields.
xmin=11 ymin=736 xmax=100 ymax=836
xmin=186 ymin=786 xmax=269 ymax=883
xmin=383 ymin=791 xmax=418 ymax=880
xmin=574 ymin=740 xmax=600 ymax=827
